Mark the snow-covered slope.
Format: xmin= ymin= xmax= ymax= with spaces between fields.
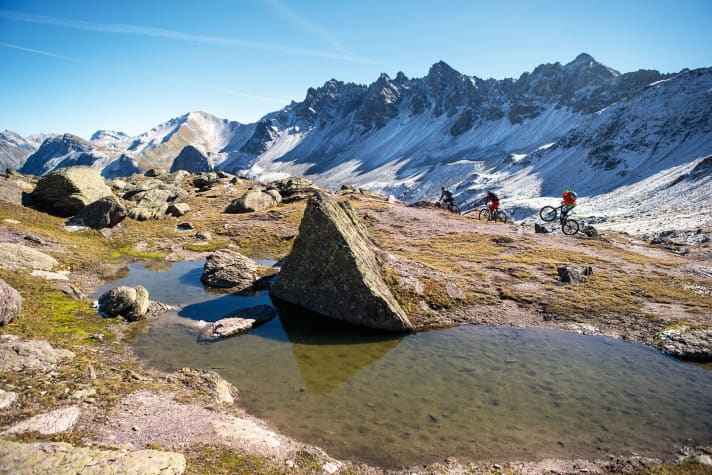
xmin=0 ymin=130 xmax=41 ymax=171
xmin=126 ymin=111 xmax=246 ymax=171
xmin=13 ymin=54 xmax=711 ymax=232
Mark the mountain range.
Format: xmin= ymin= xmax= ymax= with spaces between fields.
xmin=3 ymin=53 xmax=711 ymax=232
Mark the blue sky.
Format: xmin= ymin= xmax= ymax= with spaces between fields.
xmin=1 ymin=0 xmax=711 ymax=139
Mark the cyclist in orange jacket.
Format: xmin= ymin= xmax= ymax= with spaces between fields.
xmin=561 ymin=189 xmax=577 ymax=222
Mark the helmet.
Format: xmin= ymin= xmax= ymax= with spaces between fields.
xmin=569 ymin=191 xmax=577 ymax=200
xmin=441 ymin=186 xmax=445 ymax=190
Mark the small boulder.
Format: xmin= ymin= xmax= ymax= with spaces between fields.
xmin=659 ymin=325 xmax=712 ymax=362
xmin=144 ymin=168 xmax=167 ymax=177
xmin=98 ymin=285 xmax=150 ymax=321
xmin=166 ymin=202 xmax=190 ymax=217
xmin=190 ymin=172 xmax=221 ymax=189
xmin=201 ymin=249 xmax=258 ymax=290
xmin=225 ymin=189 xmax=280 ymax=213
xmin=70 ymin=195 xmax=127 ymax=229
xmin=198 ymin=305 xmax=277 ymax=342
xmin=269 ymin=176 xmax=319 ymax=202
xmin=195 ymin=230 xmax=212 ymax=241
xmin=1 ymin=406 xmax=81 ymax=435
xmin=30 ymin=167 xmax=113 ymax=217
xmin=557 ymin=265 xmax=593 ymax=283
xmin=0 ymin=243 xmax=58 ymax=271
xmin=534 ymin=223 xmax=549 ymax=234
xmin=581 ymin=225 xmax=598 ymax=238
xmin=0 ymin=279 xmax=22 ymax=325
xmin=0 ymin=388 xmax=18 ymax=409
xmin=0 ymin=335 xmax=75 ymax=372
xmin=179 ymin=368 xmax=238 ymax=404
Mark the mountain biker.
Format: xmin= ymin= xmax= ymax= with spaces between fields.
xmin=561 ymin=189 xmax=577 ymax=222
xmin=484 ymin=191 xmax=500 ymax=215
xmin=439 ymin=186 xmax=455 ymax=211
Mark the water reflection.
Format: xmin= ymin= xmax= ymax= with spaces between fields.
xmin=276 ymin=300 xmax=402 ymax=394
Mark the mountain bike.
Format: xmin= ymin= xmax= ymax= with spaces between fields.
xmin=477 ymin=207 xmax=508 ymax=223
xmin=436 ymin=200 xmax=461 ymax=214
xmin=539 ymin=205 xmax=579 ymax=235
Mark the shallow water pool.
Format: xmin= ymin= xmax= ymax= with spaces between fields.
xmin=99 ymin=261 xmax=712 ymax=467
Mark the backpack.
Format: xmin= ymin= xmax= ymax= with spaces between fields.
xmin=488 ymin=192 xmax=499 ymax=201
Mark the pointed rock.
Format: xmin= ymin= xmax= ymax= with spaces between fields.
xmin=270 ymin=193 xmax=412 ymax=332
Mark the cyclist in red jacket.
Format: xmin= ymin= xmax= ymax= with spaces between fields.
xmin=484 ymin=191 xmax=500 ymax=215
xmin=561 ymin=189 xmax=578 ymax=222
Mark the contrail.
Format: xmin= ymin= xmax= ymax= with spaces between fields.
xmin=261 ymin=0 xmax=351 ymax=55
xmin=0 ymin=9 xmax=378 ymax=64
xmin=0 ymin=42 xmax=291 ymax=105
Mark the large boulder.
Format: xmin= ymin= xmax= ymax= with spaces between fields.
xmin=270 ymin=193 xmax=413 ymax=332
xmin=201 ymin=249 xmax=258 ymax=290
xmin=30 ymin=167 xmax=113 ymax=217
xmin=225 ymin=188 xmax=281 ymax=213
xmin=0 ymin=279 xmax=22 ymax=325
xmin=123 ymin=181 xmax=185 ymax=220
xmin=70 ymin=195 xmax=127 ymax=229
xmin=98 ymin=285 xmax=150 ymax=321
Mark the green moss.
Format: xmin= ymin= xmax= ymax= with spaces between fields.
xmin=0 ymin=271 xmax=113 ymax=345
xmin=183 ymin=240 xmax=231 ymax=252
xmin=117 ymin=246 xmax=168 ymax=260
xmin=185 ymin=445 xmax=285 ymax=475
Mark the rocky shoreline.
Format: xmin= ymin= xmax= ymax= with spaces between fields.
xmin=1 ymin=169 xmax=711 ymax=474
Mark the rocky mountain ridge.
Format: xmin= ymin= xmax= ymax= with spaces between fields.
xmin=4 ymin=54 xmax=711 ymax=232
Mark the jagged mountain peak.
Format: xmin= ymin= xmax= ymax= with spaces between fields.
xmin=564 ymin=52 xmax=620 ymax=77
xmin=427 ymin=60 xmax=461 ymax=79
xmin=90 ymin=130 xmax=129 ymax=141
xmin=569 ymin=52 xmax=596 ymax=65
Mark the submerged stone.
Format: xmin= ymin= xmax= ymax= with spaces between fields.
xmin=270 ymin=192 xmax=412 ymax=332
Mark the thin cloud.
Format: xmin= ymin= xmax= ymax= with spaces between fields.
xmin=261 ymin=0 xmax=350 ymax=55
xmin=0 ymin=42 xmax=290 ymax=105
xmin=0 ymin=41 xmax=91 ymax=64
xmin=0 ymin=9 xmax=377 ymax=64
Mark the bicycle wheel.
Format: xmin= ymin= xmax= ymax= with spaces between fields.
xmin=539 ymin=206 xmax=558 ymax=222
xmin=562 ymin=219 xmax=579 ymax=235
xmin=478 ymin=209 xmax=491 ymax=220
xmin=494 ymin=210 xmax=508 ymax=223
xmin=451 ymin=205 xmax=461 ymax=215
